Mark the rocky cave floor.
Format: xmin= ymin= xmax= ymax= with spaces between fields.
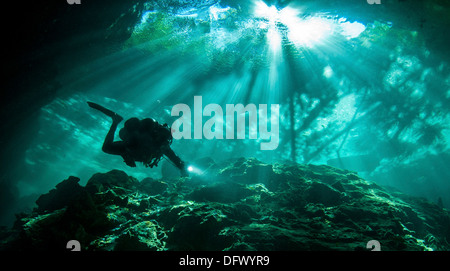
xmin=1 ymin=157 xmax=449 ymax=251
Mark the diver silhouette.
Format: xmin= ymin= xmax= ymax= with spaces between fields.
xmin=88 ymin=101 xmax=188 ymax=177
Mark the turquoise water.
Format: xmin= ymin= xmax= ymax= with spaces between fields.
xmin=1 ymin=0 xmax=449 ymax=228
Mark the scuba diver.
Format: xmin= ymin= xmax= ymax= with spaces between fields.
xmin=87 ymin=101 xmax=189 ymax=177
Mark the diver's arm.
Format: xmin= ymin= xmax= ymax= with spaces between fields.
xmin=163 ymin=146 xmax=188 ymax=176
xmin=163 ymin=146 xmax=183 ymax=169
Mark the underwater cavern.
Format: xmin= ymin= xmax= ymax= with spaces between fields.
xmin=1 ymin=0 xmax=450 ymax=251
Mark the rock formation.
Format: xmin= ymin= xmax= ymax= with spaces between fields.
xmin=1 ymin=158 xmax=449 ymax=251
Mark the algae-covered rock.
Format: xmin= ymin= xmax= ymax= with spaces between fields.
xmin=36 ymin=176 xmax=84 ymax=212
xmin=165 ymin=202 xmax=235 ymax=251
xmin=92 ymin=220 xmax=167 ymax=251
xmin=85 ymin=169 xmax=137 ymax=194
xmin=137 ymin=178 xmax=169 ymax=196
xmin=2 ymin=157 xmax=450 ymax=251
xmin=305 ymin=182 xmax=343 ymax=207
xmin=187 ymin=182 xmax=254 ymax=203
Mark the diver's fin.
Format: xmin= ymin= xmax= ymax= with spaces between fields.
xmin=87 ymin=101 xmax=117 ymax=118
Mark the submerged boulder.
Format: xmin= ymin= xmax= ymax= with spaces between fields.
xmin=138 ymin=178 xmax=168 ymax=196
xmin=305 ymin=182 xmax=343 ymax=207
xmin=85 ymin=169 xmax=137 ymax=194
xmin=2 ymin=157 xmax=450 ymax=251
xmin=93 ymin=220 xmax=167 ymax=251
xmin=187 ymin=182 xmax=254 ymax=203
xmin=36 ymin=176 xmax=85 ymax=213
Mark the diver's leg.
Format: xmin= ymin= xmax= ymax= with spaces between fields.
xmin=102 ymin=114 xmax=124 ymax=155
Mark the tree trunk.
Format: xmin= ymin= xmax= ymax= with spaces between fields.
xmin=289 ymin=95 xmax=296 ymax=162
